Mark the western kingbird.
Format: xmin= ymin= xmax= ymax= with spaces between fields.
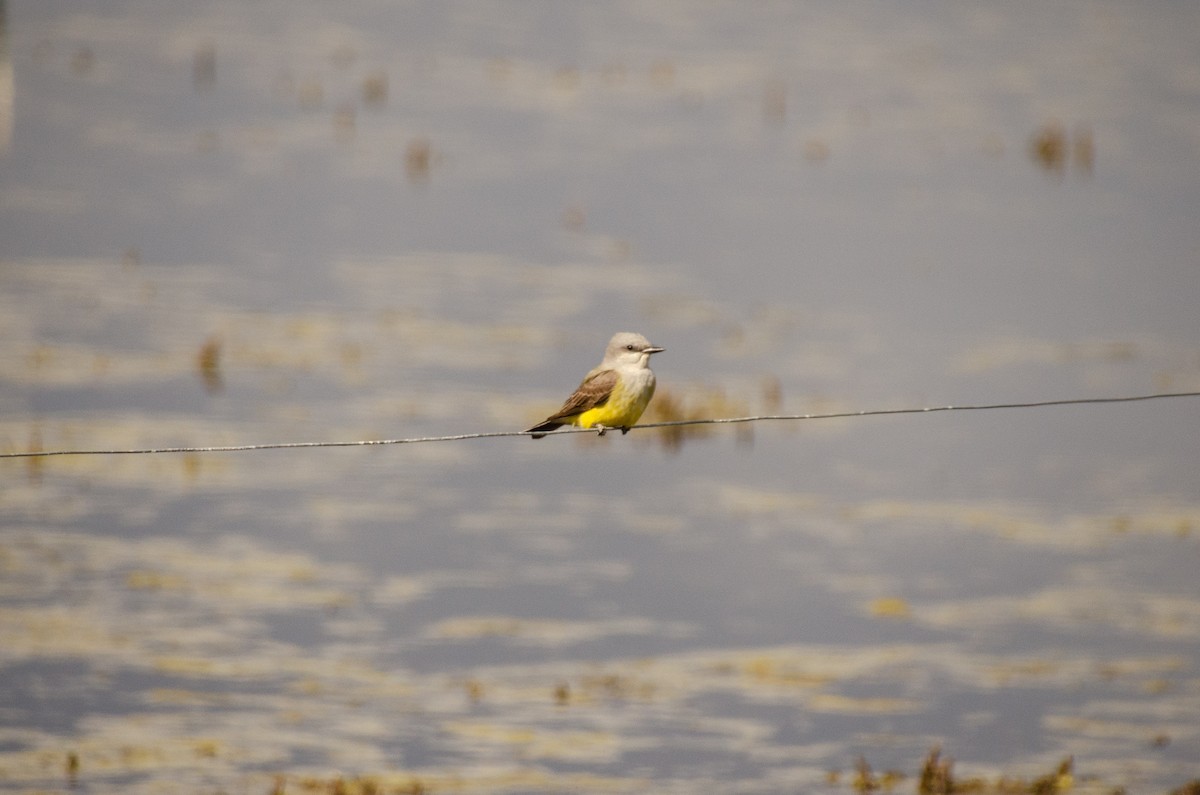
xmin=526 ymin=332 xmax=665 ymax=439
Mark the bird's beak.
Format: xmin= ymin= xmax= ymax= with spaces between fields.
xmin=645 ymin=345 xmax=665 ymax=354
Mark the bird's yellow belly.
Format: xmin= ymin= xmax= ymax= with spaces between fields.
xmin=574 ymin=375 xmax=655 ymax=429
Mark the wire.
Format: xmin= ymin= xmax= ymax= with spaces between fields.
xmin=2 ymin=390 xmax=1197 ymax=459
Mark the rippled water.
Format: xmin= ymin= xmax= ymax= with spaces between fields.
xmin=2 ymin=2 xmax=1199 ymax=793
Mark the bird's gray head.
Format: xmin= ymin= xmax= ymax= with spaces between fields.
xmin=604 ymin=332 xmax=665 ymax=366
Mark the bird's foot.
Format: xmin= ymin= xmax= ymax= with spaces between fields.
xmin=620 ymin=426 xmax=631 ymax=435
xmin=594 ymin=424 xmax=609 ymax=437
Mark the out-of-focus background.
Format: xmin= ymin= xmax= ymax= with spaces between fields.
xmin=2 ymin=2 xmax=1199 ymax=793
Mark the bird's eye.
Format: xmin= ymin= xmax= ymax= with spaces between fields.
xmin=626 ymin=344 xmax=635 ymax=351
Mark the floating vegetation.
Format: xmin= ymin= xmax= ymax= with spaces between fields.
xmin=272 ymin=774 xmax=424 ymax=794
xmin=1029 ymin=120 xmax=1095 ymax=178
xmin=405 ymin=137 xmax=433 ymax=183
xmin=868 ymin=596 xmax=912 ymax=620
xmin=852 ymin=755 xmax=906 ymax=792
xmin=362 ymin=70 xmax=388 ymax=106
xmin=1029 ymin=121 xmax=1068 ymax=174
xmin=66 ymin=750 xmax=79 ymax=786
xmin=929 ymin=748 xmax=1072 ymax=794
xmin=836 ymin=748 xmax=1083 ymax=794
xmin=264 ymin=748 xmax=1200 ymax=795
xmin=804 ymin=138 xmax=832 ymax=163
xmin=638 ymin=377 xmax=787 ymax=451
xmin=196 ymin=335 xmax=224 ymax=394
xmin=639 ymin=385 xmax=752 ymax=451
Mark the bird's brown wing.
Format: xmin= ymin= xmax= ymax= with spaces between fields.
xmin=525 ymin=368 xmax=618 ymax=436
xmin=547 ymin=368 xmax=618 ymax=420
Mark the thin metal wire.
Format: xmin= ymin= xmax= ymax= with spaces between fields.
xmin=2 ymin=390 xmax=1197 ymax=459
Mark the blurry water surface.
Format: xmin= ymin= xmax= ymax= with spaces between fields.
xmin=1 ymin=2 xmax=1199 ymax=793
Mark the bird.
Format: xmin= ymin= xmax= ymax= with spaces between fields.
xmin=525 ymin=332 xmax=665 ymax=439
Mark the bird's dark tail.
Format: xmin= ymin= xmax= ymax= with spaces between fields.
xmin=525 ymin=420 xmax=563 ymax=439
